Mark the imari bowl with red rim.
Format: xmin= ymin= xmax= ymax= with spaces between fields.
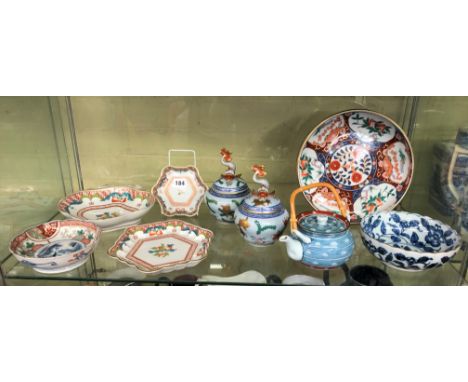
xmin=9 ymin=220 xmax=101 ymax=274
xmin=108 ymin=220 xmax=214 ymax=274
xmin=297 ymin=109 xmax=414 ymax=222
xmin=57 ymin=187 xmax=155 ymax=232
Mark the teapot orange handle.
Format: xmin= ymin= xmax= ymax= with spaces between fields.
xmin=289 ymin=182 xmax=347 ymax=231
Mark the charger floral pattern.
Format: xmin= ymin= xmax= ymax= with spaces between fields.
xmin=297 ymin=110 xmax=414 ymax=222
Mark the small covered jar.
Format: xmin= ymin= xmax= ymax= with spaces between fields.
xmin=205 ymin=148 xmax=250 ymax=223
xmin=234 ymin=164 xmax=289 ymax=246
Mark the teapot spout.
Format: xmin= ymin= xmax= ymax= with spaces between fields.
xmin=279 ymin=235 xmax=303 ymax=261
xmin=292 ymin=229 xmax=311 ymax=244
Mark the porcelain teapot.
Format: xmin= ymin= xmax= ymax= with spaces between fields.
xmin=234 ymin=164 xmax=289 ymax=246
xmin=205 ymin=148 xmax=250 ymax=223
xmin=279 ymin=182 xmax=354 ymax=269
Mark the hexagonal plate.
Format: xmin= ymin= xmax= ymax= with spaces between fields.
xmin=107 ymin=220 xmax=214 ymax=274
xmin=151 ymin=166 xmax=208 ymax=216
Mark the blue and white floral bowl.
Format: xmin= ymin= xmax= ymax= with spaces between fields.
xmin=360 ymin=211 xmax=461 ymax=271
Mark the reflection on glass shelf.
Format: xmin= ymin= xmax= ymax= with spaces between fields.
xmin=2 ymin=185 xmax=466 ymax=286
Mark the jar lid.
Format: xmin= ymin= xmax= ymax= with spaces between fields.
xmin=238 ymin=192 xmax=286 ymax=218
xmin=298 ymin=211 xmax=348 ymax=235
xmin=238 ymin=163 xmax=286 ymax=218
xmin=209 ymin=176 xmax=249 ymax=198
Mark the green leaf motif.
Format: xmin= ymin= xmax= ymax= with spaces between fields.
xmin=398 ymin=149 xmax=406 ymax=164
xmin=254 ymin=220 xmax=276 ymax=235
xmin=361 ymin=187 xmax=396 ymax=215
xmin=206 ymin=197 xmax=217 ymax=206
xmin=299 ymin=154 xmax=323 ymax=183
xmin=354 ymin=114 xmax=391 ymax=137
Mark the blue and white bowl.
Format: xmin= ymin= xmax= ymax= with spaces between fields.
xmin=360 ymin=211 xmax=461 ymax=271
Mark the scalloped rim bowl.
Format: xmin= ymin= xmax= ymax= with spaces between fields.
xmin=57 ymin=187 xmax=155 ymax=232
xmin=360 ymin=211 xmax=461 ymax=271
xmin=9 ymin=220 xmax=101 ymax=274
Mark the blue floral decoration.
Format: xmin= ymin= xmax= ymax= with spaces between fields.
xmin=361 ymin=211 xmax=460 ymax=254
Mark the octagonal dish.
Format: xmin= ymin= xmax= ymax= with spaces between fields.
xmin=58 ymin=187 xmax=155 ymax=232
xmin=360 ymin=211 xmax=461 ymax=271
xmin=297 ymin=110 xmax=414 ymax=222
xmin=108 ymin=220 xmax=214 ymax=274
xmin=9 ymin=220 xmax=101 ymax=274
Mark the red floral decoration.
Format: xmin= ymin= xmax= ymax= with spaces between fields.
xmin=329 ymin=160 xmax=341 ymax=171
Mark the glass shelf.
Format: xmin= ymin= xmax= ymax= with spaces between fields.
xmin=2 ymin=184 xmax=466 ymax=286
xmin=2 ymin=97 xmax=467 ymax=286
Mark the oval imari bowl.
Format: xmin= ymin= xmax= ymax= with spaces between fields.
xmin=360 ymin=211 xmax=461 ymax=271
xmin=9 ymin=220 xmax=101 ymax=274
xmin=297 ymin=110 xmax=414 ymax=222
xmin=58 ymin=187 xmax=155 ymax=232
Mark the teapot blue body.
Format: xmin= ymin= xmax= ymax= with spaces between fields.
xmin=280 ymin=182 xmax=355 ymax=269
xmin=295 ymin=212 xmax=354 ymax=268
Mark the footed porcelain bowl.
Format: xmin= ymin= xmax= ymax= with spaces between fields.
xmin=360 ymin=211 xmax=461 ymax=271
xmin=9 ymin=220 xmax=101 ymax=274
xmin=58 ymin=187 xmax=155 ymax=232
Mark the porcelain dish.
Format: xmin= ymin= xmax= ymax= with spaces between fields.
xmin=9 ymin=220 xmax=101 ymax=274
xmin=297 ymin=110 xmax=414 ymax=222
xmin=58 ymin=187 xmax=155 ymax=232
xmin=360 ymin=211 xmax=461 ymax=271
xmin=152 ymin=166 xmax=207 ymax=217
xmin=108 ymin=220 xmax=214 ymax=274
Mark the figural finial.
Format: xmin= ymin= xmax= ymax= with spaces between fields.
xmin=252 ymin=164 xmax=270 ymax=196
xmin=220 ymin=148 xmax=236 ymax=179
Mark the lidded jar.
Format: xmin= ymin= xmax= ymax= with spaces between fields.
xmin=205 ymin=148 xmax=250 ymax=223
xmin=234 ymin=164 xmax=289 ymax=246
